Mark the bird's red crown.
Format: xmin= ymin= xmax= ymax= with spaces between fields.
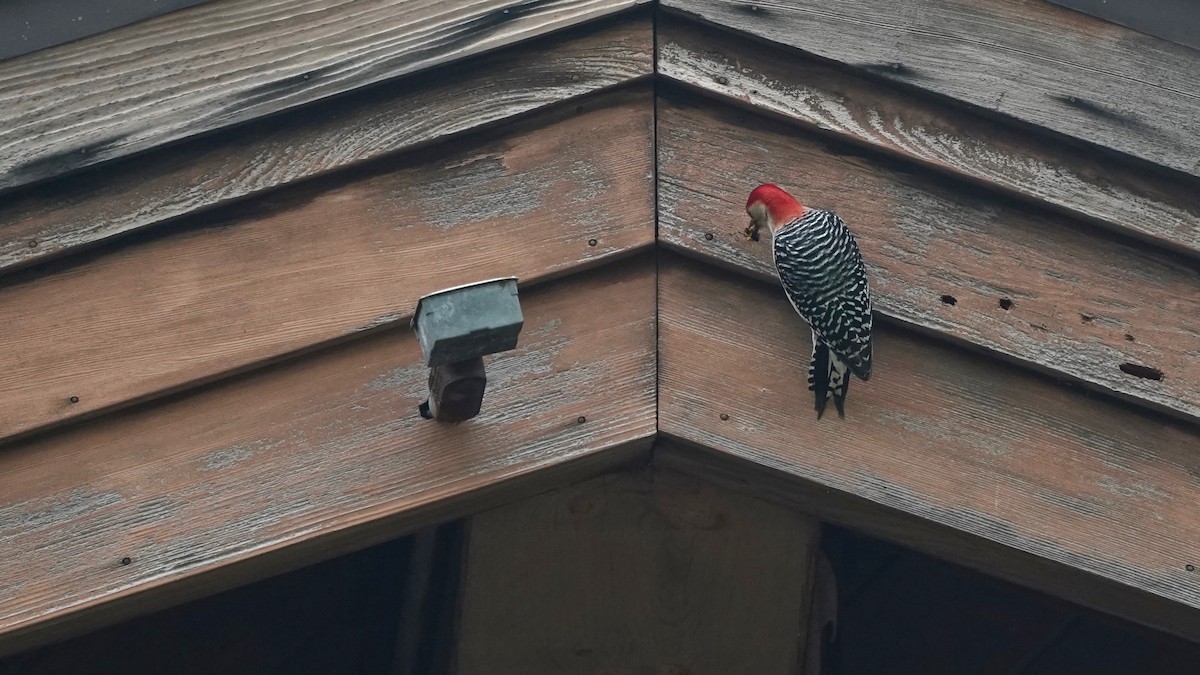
xmin=746 ymin=184 xmax=806 ymax=232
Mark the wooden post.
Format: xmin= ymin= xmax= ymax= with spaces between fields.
xmin=455 ymin=468 xmax=820 ymax=674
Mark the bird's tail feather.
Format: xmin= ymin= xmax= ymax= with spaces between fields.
xmin=809 ymin=334 xmax=851 ymax=419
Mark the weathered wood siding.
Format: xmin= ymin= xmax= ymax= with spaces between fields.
xmin=0 ymin=17 xmax=653 ymax=273
xmin=663 ymin=0 xmax=1200 ymax=178
xmin=0 ymin=256 xmax=657 ymax=655
xmin=658 ymin=254 xmax=1200 ymax=642
xmin=0 ymin=86 xmax=654 ymax=442
xmin=658 ymin=19 xmax=1200 ymax=258
xmin=0 ymin=0 xmax=651 ymax=192
xmin=658 ymin=94 xmax=1200 ymax=424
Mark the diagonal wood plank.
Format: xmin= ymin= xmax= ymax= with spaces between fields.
xmin=662 ymin=0 xmax=1200 ymax=179
xmin=0 ymin=256 xmax=657 ymax=656
xmin=657 ymin=94 xmax=1200 ymax=423
xmin=0 ymin=15 xmax=652 ymax=275
xmin=657 ymin=18 xmax=1200 ymax=259
xmin=0 ymin=0 xmax=650 ymax=193
xmin=657 ymin=253 xmax=1200 ymax=642
xmin=0 ymin=86 xmax=654 ymax=444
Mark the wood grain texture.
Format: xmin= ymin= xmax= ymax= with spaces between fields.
xmin=662 ymin=0 xmax=1200 ymax=178
xmin=456 ymin=467 xmax=818 ymax=674
xmin=0 ymin=0 xmax=650 ymax=193
xmin=0 ymin=257 xmax=657 ymax=656
xmin=657 ymin=18 xmax=1200 ymax=258
xmin=657 ymin=95 xmax=1200 ymax=423
xmin=0 ymin=87 xmax=654 ymax=443
xmin=657 ymin=254 xmax=1200 ymax=641
xmin=0 ymin=15 xmax=652 ymax=274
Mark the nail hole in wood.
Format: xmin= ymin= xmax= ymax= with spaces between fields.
xmin=1119 ymin=363 xmax=1163 ymax=381
xmin=720 ymin=413 xmax=729 ymax=421
xmin=1124 ymin=334 xmax=1135 ymax=342
xmin=704 ymin=233 xmax=714 ymax=241
xmin=940 ymin=294 xmax=957 ymax=306
xmin=68 ymin=395 xmax=80 ymax=404
xmin=576 ymin=416 xmax=586 ymax=424
xmin=28 ymin=240 xmax=37 ymax=248
xmin=999 ymin=298 xmax=1013 ymax=310
xmin=587 ymin=238 xmax=597 ymax=247
xmin=120 ymin=557 xmax=131 ymax=566
xmin=1080 ymin=313 xmax=1094 ymax=323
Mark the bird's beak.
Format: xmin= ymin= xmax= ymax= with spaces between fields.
xmin=744 ymin=217 xmax=762 ymax=242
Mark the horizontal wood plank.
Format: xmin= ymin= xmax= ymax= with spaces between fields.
xmin=0 ymin=87 xmax=654 ymax=443
xmin=0 ymin=15 xmax=652 ymax=274
xmin=657 ymin=95 xmax=1200 ymax=423
xmin=456 ymin=467 xmax=818 ymax=674
xmin=0 ymin=0 xmax=649 ymax=193
xmin=657 ymin=18 xmax=1200 ymax=258
xmin=657 ymin=254 xmax=1200 ymax=641
xmin=0 ymin=257 xmax=657 ymax=655
xmin=662 ymin=0 xmax=1200 ymax=178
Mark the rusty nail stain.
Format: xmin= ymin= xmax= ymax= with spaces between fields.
xmin=1187 ymin=564 xmax=1195 ymax=572
xmin=577 ymin=416 xmax=587 ymax=424
xmin=121 ymin=557 xmax=132 ymax=566
xmin=715 ymin=75 xmax=729 ymax=85
xmin=69 ymin=396 xmax=80 ymax=404
xmin=704 ymin=233 xmax=714 ymax=241
xmin=587 ymin=238 xmax=597 ymax=247
xmin=720 ymin=413 xmax=730 ymax=421
xmin=28 ymin=240 xmax=37 ymax=248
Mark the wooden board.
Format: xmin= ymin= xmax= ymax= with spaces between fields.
xmin=657 ymin=95 xmax=1200 ymax=424
xmin=0 ymin=87 xmax=654 ymax=443
xmin=656 ymin=254 xmax=1200 ymax=641
xmin=657 ymin=18 xmax=1200 ymax=259
xmin=0 ymin=0 xmax=650 ymax=193
xmin=662 ymin=0 xmax=1200 ymax=179
xmin=0 ymin=256 xmax=657 ymax=656
xmin=0 ymin=15 xmax=652 ymax=274
xmin=456 ymin=467 xmax=819 ymax=674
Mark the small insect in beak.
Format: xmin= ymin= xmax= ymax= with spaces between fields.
xmin=744 ymin=218 xmax=761 ymax=242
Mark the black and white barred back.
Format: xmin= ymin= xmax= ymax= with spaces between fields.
xmin=772 ymin=208 xmax=873 ymax=418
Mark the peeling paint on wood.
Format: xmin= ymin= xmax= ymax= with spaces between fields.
xmin=657 ymin=18 xmax=1200 ymax=259
xmin=0 ymin=87 xmax=654 ymax=443
xmin=662 ymin=0 xmax=1200 ymax=179
xmin=657 ymin=254 xmax=1200 ymax=641
xmin=0 ymin=0 xmax=651 ymax=193
xmin=657 ymin=95 xmax=1200 ymax=424
xmin=0 ymin=258 xmax=657 ymax=656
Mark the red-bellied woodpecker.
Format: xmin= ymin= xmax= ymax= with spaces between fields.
xmin=745 ymin=184 xmax=873 ymax=419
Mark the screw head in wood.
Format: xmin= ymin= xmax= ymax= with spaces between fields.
xmin=120 ymin=557 xmax=132 ymax=566
xmin=588 ymin=238 xmax=597 ymax=247
xmin=719 ymin=413 xmax=729 ymax=421
xmin=577 ymin=416 xmax=587 ymax=424
xmin=68 ymin=395 xmax=80 ymax=404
